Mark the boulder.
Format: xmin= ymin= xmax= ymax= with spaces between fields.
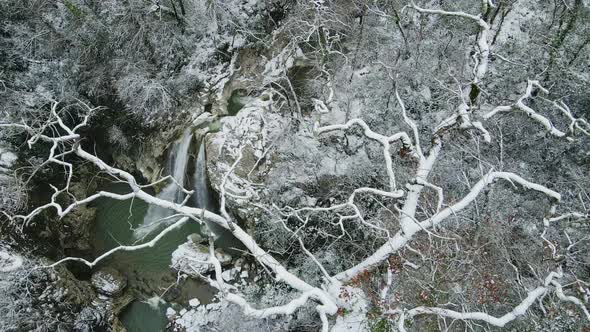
xmin=171 ymin=241 xmax=233 ymax=276
xmin=91 ymin=267 xmax=127 ymax=297
xmin=189 ymin=298 xmax=201 ymax=307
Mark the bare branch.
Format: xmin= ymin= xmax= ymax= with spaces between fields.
xmin=316 ymin=118 xmax=418 ymax=191
xmin=484 ymin=80 xmax=574 ymax=140
xmin=45 ymin=217 xmax=191 ymax=269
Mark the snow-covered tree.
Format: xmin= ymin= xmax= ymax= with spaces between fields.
xmin=2 ymin=0 xmax=590 ymax=331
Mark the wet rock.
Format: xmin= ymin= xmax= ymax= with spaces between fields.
xmin=56 ymin=172 xmax=98 ymax=254
xmin=75 ymin=292 xmax=131 ymax=332
xmin=188 ymin=233 xmax=207 ymax=244
xmin=162 ymin=284 xmax=182 ymax=302
xmin=50 ymin=263 xmax=96 ymax=308
xmin=91 ymin=267 xmax=127 ymax=296
xmin=110 ymin=126 xmax=182 ymax=183
xmin=111 ymin=317 xmax=127 ymax=332
xmin=111 ymin=293 xmax=134 ymax=315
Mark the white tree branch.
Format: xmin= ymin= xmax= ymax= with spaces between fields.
xmin=336 ymin=170 xmax=560 ymax=282
xmin=5 ymin=101 xmax=339 ymax=328
xmin=316 ymin=118 xmax=418 ymax=191
xmin=397 ymin=268 xmax=590 ymax=329
xmin=45 ymin=217 xmax=191 ymax=268
xmin=484 ymin=80 xmax=573 ymax=140
xmin=401 ymin=287 xmax=547 ymax=328
xmin=396 ymin=88 xmax=423 ymax=158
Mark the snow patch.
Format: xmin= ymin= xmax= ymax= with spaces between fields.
xmin=0 ymin=251 xmax=23 ymax=272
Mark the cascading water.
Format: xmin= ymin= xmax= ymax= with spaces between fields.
xmin=134 ymin=129 xmax=194 ymax=239
xmin=191 ymin=137 xmax=244 ymax=251
xmin=193 ymin=140 xmax=215 ymax=211
xmin=191 ymin=137 xmax=228 ymax=240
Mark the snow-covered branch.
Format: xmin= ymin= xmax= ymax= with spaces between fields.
xmin=551 ymin=279 xmax=590 ymax=321
xmin=410 ymin=2 xmax=489 ymax=28
xmin=402 ymin=286 xmax=546 ymax=328
xmin=434 ymin=103 xmax=491 ymax=142
xmin=5 ymin=101 xmax=339 ymax=330
xmin=45 ymin=217 xmax=191 ymax=268
xmin=316 ymin=118 xmax=418 ymax=191
xmin=395 ymin=267 xmax=589 ymax=329
xmin=336 ymin=170 xmax=560 ymax=282
xmin=545 ymin=212 xmax=589 ymax=223
xmin=410 ymin=1 xmax=490 ymax=84
xmin=413 ymin=177 xmax=443 ymax=214
xmin=396 ymin=88 xmax=423 ymax=158
xmin=552 ymin=100 xmax=590 ymax=137
xmin=484 ymin=80 xmax=573 ymax=139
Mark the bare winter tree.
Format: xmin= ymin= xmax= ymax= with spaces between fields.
xmin=2 ymin=0 xmax=590 ymax=331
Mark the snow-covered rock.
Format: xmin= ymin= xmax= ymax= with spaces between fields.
xmin=171 ymin=241 xmax=233 ymax=276
xmin=0 ymin=148 xmax=17 ymax=168
xmin=170 ymin=299 xmax=287 ymax=332
xmin=171 ymin=241 xmax=212 ymax=275
xmin=215 ymin=248 xmax=232 ymax=265
xmin=0 ymin=146 xmax=25 ymax=214
xmin=222 ymin=270 xmax=232 ymax=282
xmin=189 ymin=298 xmax=201 ymax=307
xmin=166 ymin=307 xmax=177 ymax=319
xmin=0 ymin=250 xmax=23 ymax=272
xmin=221 ymin=268 xmax=239 ymax=282
xmin=91 ymin=267 xmax=127 ymax=296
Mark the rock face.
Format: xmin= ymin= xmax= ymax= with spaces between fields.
xmin=78 ymin=268 xmax=132 ymax=332
xmin=58 ymin=204 xmax=96 ymax=254
xmin=203 ymin=93 xmax=379 ymax=237
xmin=91 ymin=267 xmax=128 ymax=297
xmin=0 ymin=251 xmax=98 ymax=332
xmin=53 ymin=171 xmax=99 ymax=255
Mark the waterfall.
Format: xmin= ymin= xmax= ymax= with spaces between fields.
xmin=193 ymin=140 xmax=215 ymax=211
xmin=133 ymin=129 xmax=232 ymax=244
xmin=134 ymin=129 xmax=194 ymax=239
xmin=191 ymin=137 xmax=226 ymax=239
